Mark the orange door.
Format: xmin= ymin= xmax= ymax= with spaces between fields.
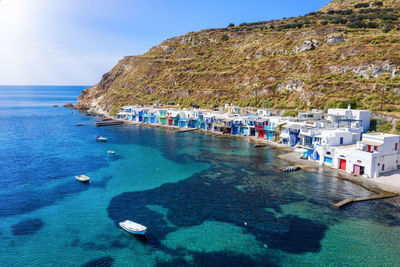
xmin=339 ymin=159 xmax=346 ymax=170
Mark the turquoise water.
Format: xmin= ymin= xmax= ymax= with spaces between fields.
xmin=0 ymin=86 xmax=400 ymax=266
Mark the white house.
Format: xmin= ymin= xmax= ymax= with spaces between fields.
xmin=300 ymin=127 xmax=361 ymax=163
xmin=298 ymin=109 xmax=324 ymax=120
xmin=333 ymin=133 xmax=400 ymax=178
xmin=327 ymin=105 xmax=371 ymax=132
xmin=224 ymin=104 xmax=241 ymax=115
xmin=257 ymin=109 xmax=274 ymax=117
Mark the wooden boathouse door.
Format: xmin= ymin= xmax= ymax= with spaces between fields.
xmin=339 ymin=159 xmax=346 ymax=170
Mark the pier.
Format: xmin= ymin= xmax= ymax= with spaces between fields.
xmin=96 ymin=120 xmax=124 ymax=127
xmin=333 ymin=192 xmax=399 ymax=209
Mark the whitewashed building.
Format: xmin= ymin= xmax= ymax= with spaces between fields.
xmin=327 ymin=105 xmax=371 ymax=132
xmin=298 ymin=109 xmax=324 ymax=120
xmin=333 ymin=133 xmax=400 ymax=178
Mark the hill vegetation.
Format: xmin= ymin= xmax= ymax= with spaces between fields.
xmin=77 ymin=0 xmax=400 ymax=116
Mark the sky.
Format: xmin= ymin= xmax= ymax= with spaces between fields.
xmin=0 ymin=0 xmax=330 ymax=85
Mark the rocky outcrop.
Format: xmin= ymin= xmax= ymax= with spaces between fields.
xmin=300 ymin=39 xmax=318 ymax=52
xmin=63 ymin=103 xmax=74 ymax=108
xmin=327 ymin=34 xmax=346 ymax=44
xmin=329 ymin=61 xmax=399 ymax=79
xmin=278 ymin=80 xmax=304 ymax=92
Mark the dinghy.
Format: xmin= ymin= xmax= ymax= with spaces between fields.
xmin=107 ymin=150 xmax=116 ymax=155
xmin=119 ymin=220 xmax=147 ymax=236
xmin=96 ymin=136 xmax=108 ymax=142
xmin=75 ymin=175 xmax=90 ymax=183
xmin=76 ymin=123 xmax=84 ymax=126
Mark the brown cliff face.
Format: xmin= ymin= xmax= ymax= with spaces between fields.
xmin=77 ymin=0 xmax=400 ymax=116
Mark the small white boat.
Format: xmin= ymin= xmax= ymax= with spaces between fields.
xmin=119 ymin=220 xmax=147 ymax=236
xmin=107 ymin=150 xmax=116 ymax=155
xmin=75 ymin=175 xmax=90 ymax=183
xmin=96 ymin=136 xmax=108 ymax=142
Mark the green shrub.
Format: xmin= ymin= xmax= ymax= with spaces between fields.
xmin=383 ymin=23 xmax=393 ymax=33
xmin=282 ymin=110 xmax=298 ymax=117
xmin=369 ymin=119 xmax=392 ymax=133
xmin=374 ymin=1 xmax=383 ymax=7
xmin=379 ymin=13 xmax=398 ymax=21
xmin=221 ymin=34 xmax=229 ymax=41
xmin=354 ymin=3 xmax=370 ymax=8
xmin=336 ymin=100 xmax=359 ymax=109
xmin=227 ymin=23 xmax=235 ymax=27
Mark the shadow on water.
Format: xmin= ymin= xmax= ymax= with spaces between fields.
xmin=0 ymin=175 xmax=112 ymax=217
xmin=156 ymin=251 xmax=281 ymax=267
xmin=81 ymin=256 xmax=114 ymax=267
xmin=11 ymin=218 xmax=43 ymax=236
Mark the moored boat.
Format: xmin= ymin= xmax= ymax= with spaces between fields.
xmin=75 ymin=175 xmax=90 ymax=183
xmin=76 ymin=123 xmax=84 ymax=126
xmin=107 ymin=150 xmax=116 ymax=155
xmin=119 ymin=220 xmax=147 ymax=236
xmin=96 ymin=136 xmax=108 ymax=142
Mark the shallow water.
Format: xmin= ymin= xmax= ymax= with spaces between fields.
xmin=0 ymin=86 xmax=400 ymax=266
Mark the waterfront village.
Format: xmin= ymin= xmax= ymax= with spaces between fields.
xmin=115 ymin=104 xmax=400 ymax=181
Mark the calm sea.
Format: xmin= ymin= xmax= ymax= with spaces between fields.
xmin=0 ymin=86 xmax=399 ymax=266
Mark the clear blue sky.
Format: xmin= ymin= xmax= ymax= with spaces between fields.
xmin=0 ymin=0 xmax=330 ymax=85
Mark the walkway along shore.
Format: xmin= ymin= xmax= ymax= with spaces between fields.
xmin=94 ymin=114 xmax=400 ymax=207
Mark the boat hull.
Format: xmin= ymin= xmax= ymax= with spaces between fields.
xmin=77 ymin=179 xmax=90 ymax=183
xmin=119 ymin=223 xmax=147 ymax=236
xmin=75 ymin=176 xmax=90 ymax=183
xmin=122 ymin=228 xmax=147 ymax=236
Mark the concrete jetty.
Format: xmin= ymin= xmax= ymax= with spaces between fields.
xmin=333 ymin=192 xmax=398 ymax=209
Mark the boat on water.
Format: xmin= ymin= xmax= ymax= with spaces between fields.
xmin=107 ymin=150 xmax=116 ymax=155
xmin=119 ymin=220 xmax=147 ymax=236
xmin=75 ymin=175 xmax=90 ymax=183
xmin=76 ymin=123 xmax=84 ymax=126
xmin=96 ymin=136 xmax=108 ymax=142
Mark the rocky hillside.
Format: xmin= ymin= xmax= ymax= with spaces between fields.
xmin=77 ymin=0 xmax=400 ymax=116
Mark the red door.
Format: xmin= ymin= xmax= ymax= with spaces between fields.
xmin=259 ymin=130 xmax=264 ymax=138
xmin=339 ymin=159 xmax=347 ymax=170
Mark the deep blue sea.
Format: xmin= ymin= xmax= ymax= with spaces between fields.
xmin=0 ymin=86 xmax=400 ymax=266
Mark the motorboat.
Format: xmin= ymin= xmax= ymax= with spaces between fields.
xmin=107 ymin=150 xmax=116 ymax=155
xmin=119 ymin=220 xmax=147 ymax=236
xmin=76 ymin=123 xmax=84 ymax=126
xmin=96 ymin=136 xmax=108 ymax=142
xmin=75 ymin=175 xmax=90 ymax=183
